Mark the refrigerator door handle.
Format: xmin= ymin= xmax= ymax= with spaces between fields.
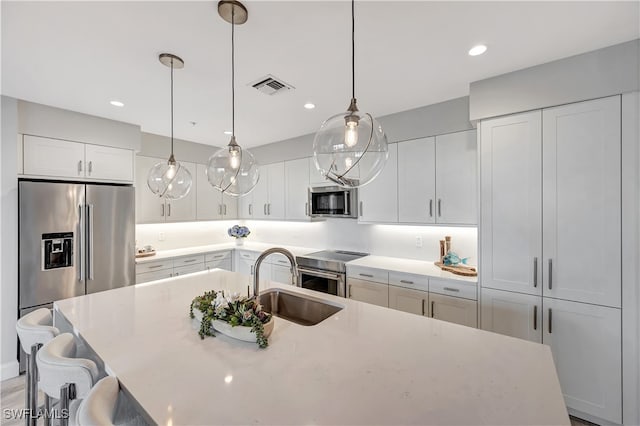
xmin=87 ymin=204 xmax=94 ymax=280
xmin=78 ymin=204 xmax=85 ymax=281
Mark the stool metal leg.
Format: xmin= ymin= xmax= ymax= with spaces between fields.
xmin=24 ymin=353 xmax=30 ymax=426
xmin=43 ymin=395 xmax=52 ymax=426
xmin=59 ymin=383 xmax=76 ymax=426
xmin=28 ymin=344 xmax=40 ymax=426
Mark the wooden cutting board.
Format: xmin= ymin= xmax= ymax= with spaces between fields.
xmin=135 ymin=251 xmax=157 ymax=259
xmin=434 ymin=262 xmax=477 ymax=277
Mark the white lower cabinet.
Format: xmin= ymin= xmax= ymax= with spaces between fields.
xmin=429 ymin=293 xmax=477 ymax=328
xmin=136 ymin=269 xmax=174 ymax=284
xmin=480 ymin=288 xmax=541 ymax=343
xmin=388 ymin=286 xmax=428 ymax=316
xmin=271 ymin=264 xmax=294 ymax=285
xmin=347 ymin=278 xmax=389 ymax=307
xmin=205 ymin=251 xmax=233 ymax=271
xmin=543 ymin=298 xmax=621 ymax=423
xmin=206 ymin=259 xmax=232 ymax=271
xmin=173 ymin=263 xmax=205 ymax=277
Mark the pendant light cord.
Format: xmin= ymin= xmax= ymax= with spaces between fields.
xmin=351 ymin=0 xmax=355 ymax=100
xmin=231 ymin=7 xmax=235 ymax=137
xmin=170 ymin=58 xmax=174 ymax=156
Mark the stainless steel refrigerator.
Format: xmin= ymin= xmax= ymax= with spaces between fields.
xmin=19 ymin=180 xmax=135 ymax=317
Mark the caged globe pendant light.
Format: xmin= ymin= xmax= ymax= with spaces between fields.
xmin=207 ymin=0 xmax=259 ymax=197
xmin=312 ymin=0 xmax=388 ymax=188
xmin=147 ymin=53 xmax=193 ymax=200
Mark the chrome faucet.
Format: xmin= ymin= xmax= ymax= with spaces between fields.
xmin=253 ymin=247 xmax=298 ymax=298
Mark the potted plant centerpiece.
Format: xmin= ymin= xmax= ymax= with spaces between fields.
xmin=189 ymin=290 xmax=273 ymax=348
xmin=228 ymin=224 xmax=250 ymax=246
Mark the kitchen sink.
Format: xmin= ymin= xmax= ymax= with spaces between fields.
xmin=258 ymin=288 xmax=343 ymax=326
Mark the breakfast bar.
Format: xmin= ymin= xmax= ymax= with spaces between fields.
xmin=53 ymin=269 xmax=569 ymax=425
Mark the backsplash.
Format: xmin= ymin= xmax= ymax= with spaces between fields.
xmin=136 ymin=220 xmax=477 ymax=264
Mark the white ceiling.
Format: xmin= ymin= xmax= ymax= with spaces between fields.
xmin=2 ymin=1 xmax=638 ymax=148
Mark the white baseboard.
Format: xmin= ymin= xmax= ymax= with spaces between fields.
xmin=1 ymin=360 xmax=19 ymax=380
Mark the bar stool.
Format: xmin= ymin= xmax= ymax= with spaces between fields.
xmin=15 ymin=308 xmax=59 ymax=426
xmin=36 ymin=333 xmax=99 ymax=426
xmin=69 ymin=376 xmax=120 ymax=426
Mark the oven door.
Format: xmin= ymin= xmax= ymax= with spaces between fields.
xmin=297 ymin=267 xmax=346 ymax=297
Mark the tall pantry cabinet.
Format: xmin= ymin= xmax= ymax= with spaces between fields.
xmin=479 ymin=96 xmax=622 ymax=424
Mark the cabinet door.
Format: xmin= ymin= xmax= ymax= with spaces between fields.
xmin=480 ymin=112 xmax=542 ymax=296
xmin=23 ymin=135 xmax=85 ymax=178
xmin=221 ymin=193 xmax=238 ymax=219
xmin=173 ymin=263 xmax=205 ymax=277
xmin=238 ymin=193 xmax=253 ymax=219
xmin=347 ymin=278 xmax=389 ymax=307
xmin=480 ymin=288 xmax=541 ymax=343
xmin=206 ymin=259 xmax=232 ymax=271
xmin=196 ymin=164 xmax=222 ymax=220
xmin=135 ymin=156 xmax=166 ymax=223
xmin=285 ymin=158 xmax=310 ymax=220
xmin=543 ymin=298 xmax=621 ymax=423
xmin=542 ymin=96 xmax=621 ymax=307
xmin=309 ymin=157 xmax=329 ymax=186
xmin=266 ymin=162 xmax=285 ymax=219
xmin=358 ymin=143 xmax=398 ymax=223
xmin=235 ymin=256 xmax=254 ymax=276
xmin=85 ymin=144 xmax=134 ymax=182
xmin=430 ymin=293 xmax=477 ymax=328
xmin=165 ymin=161 xmax=197 ymax=223
xmin=252 ymin=168 xmax=269 ymax=219
xmin=136 ymin=269 xmax=173 ymax=284
xmin=435 ymin=130 xmax=477 ymax=224
xmin=397 ymin=137 xmax=435 ymax=224
xmin=389 ymin=286 xmax=428 ymax=316
xmin=271 ymin=264 xmax=293 ymax=285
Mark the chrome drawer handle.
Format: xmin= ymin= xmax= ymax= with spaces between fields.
xmin=359 ymin=273 xmax=373 ymax=278
xmin=147 ymin=265 xmax=164 ymax=269
xmin=443 ymin=287 xmax=460 ymax=293
xmin=183 ymin=259 xmax=197 ymax=263
xmin=548 ymin=259 xmax=553 ymax=290
xmin=533 ymin=257 xmax=538 ymax=288
xmin=400 ymin=280 xmax=414 ymax=284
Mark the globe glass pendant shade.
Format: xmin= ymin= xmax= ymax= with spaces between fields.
xmin=147 ymin=160 xmax=193 ymax=200
xmin=313 ymin=109 xmax=388 ymax=188
xmin=206 ymin=143 xmax=259 ymax=197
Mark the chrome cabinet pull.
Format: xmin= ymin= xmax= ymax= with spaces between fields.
xmin=223 ymin=204 xmax=227 ymax=215
xmin=348 ymin=285 xmax=352 ymax=298
xmin=264 ymin=204 xmax=267 ymax=215
xmin=443 ymin=287 xmax=459 ymax=292
xmin=168 ymin=204 xmax=171 ymax=217
xmin=305 ymin=202 xmax=309 ymax=216
xmin=359 ymin=273 xmax=374 ymax=278
xmin=533 ymin=305 xmax=538 ymax=330
xmin=548 ymin=259 xmax=552 ymax=289
xmin=400 ymin=280 xmax=414 ymax=284
xmin=250 ymin=265 xmax=254 ymax=275
xmin=218 ymin=205 xmax=222 ymax=215
xmin=88 ymin=161 xmax=93 ymax=174
xmin=148 ymin=265 xmax=164 ymax=269
xmin=183 ymin=259 xmax=197 ymax=263
xmin=438 ymin=199 xmax=442 ymax=217
xmin=533 ymin=257 xmax=538 ymax=287
xmin=548 ymin=308 xmax=552 ymax=333
xmin=431 ymin=301 xmax=435 ymax=318
xmin=161 ymin=204 xmax=165 ymax=217
xmin=421 ymin=299 xmax=426 ymax=316
xmin=78 ymin=160 xmax=83 ymax=174
xmin=429 ymin=199 xmax=433 ymax=217
xmin=249 ymin=204 xmax=253 ymax=216
xmin=359 ymin=201 xmax=363 ymax=217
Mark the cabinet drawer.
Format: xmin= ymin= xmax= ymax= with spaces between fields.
xmin=236 ymin=250 xmax=258 ymax=261
xmin=347 ymin=266 xmax=388 ymax=284
xmin=136 ymin=259 xmax=173 ymax=274
xmin=136 ymin=269 xmax=173 ymax=284
xmin=205 ymin=251 xmax=231 ymax=262
xmin=389 ymin=271 xmax=429 ymax=292
xmin=270 ymin=253 xmax=293 ymax=266
xmin=205 ymin=259 xmax=232 ymax=272
xmin=429 ymin=278 xmax=477 ymax=301
xmin=173 ymin=263 xmax=205 ymax=277
xmin=173 ymin=255 xmax=205 ymax=267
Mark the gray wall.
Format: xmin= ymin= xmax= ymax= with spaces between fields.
xmin=251 ymin=96 xmax=474 ymax=165
xmin=1 ymin=96 xmax=19 ymax=378
xmin=469 ymin=39 xmax=640 ymax=120
xmin=138 ymin=132 xmax=221 ymax=164
xmin=18 ymin=100 xmax=141 ymax=151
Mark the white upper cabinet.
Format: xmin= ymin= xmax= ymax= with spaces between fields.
xmin=358 ymin=143 xmax=398 ymax=223
xmin=196 ymin=164 xmax=221 ymax=220
xmin=285 ymin=158 xmax=311 ymax=220
xmin=249 ymin=162 xmax=287 ymax=220
xmin=435 ymin=130 xmax=477 ymax=225
xmin=309 ymin=156 xmax=329 ymax=186
xmin=542 ymin=96 xmax=621 ymax=308
xmin=480 ymin=111 xmax=542 ymax=296
xmin=480 ymin=288 xmax=541 ymax=343
xmin=221 ymin=192 xmax=238 ymax=219
xmin=251 ymin=167 xmax=269 ymax=219
xmin=84 ymin=144 xmax=134 ymax=182
xmin=398 ymin=137 xmax=436 ymax=224
xmin=238 ymin=192 xmax=253 ymax=219
xmin=266 ymin=162 xmax=285 ymax=220
xmin=163 ymin=161 xmax=197 ymax=223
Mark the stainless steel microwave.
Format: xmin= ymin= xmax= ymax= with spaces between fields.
xmin=309 ymin=186 xmax=357 ymax=218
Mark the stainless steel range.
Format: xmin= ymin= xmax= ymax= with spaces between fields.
xmin=296 ymin=250 xmax=368 ymax=297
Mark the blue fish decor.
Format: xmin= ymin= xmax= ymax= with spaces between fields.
xmin=443 ymin=251 xmax=470 ymax=266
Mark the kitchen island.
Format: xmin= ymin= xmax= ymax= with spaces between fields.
xmin=54 ymin=269 xmax=569 ymax=425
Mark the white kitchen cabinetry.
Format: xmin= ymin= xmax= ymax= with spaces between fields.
xmin=397 ymin=137 xmax=436 ymax=224
xmin=250 ymin=162 xmax=285 ymax=220
xmin=543 ymin=298 xmax=621 ymax=423
xmin=285 ymin=158 xmax=311 ymax=220
xmin=434 ymin=130 xmax=477 ymax=225
xmin=429 ymin=293 xmax=477 ymax=328
xmin=271 ymin=264 xmax=294 ymax=285
xmin=388 ymin=286 xmax=428 ymax=316
xmin=480 ymin=288 xmax=541 ymax=343
xmin=205 ymin=251 xmax=233 ymax=271
xmin=480 ymin=111 xmax=542 ymax=296
xmin=238 ymin=193 xmax=253 ymax=219
xmin=173 ymin=263 xmax=205 ymax=276
xmin=136 ymin=269 xmax=174 ymax=284
xmin=195 ymin=164 xmax=237 ymax=220
xmin=135 ymin=156 xmax=196 ymax=223
xmin=234 ymin=250 xmax=271 ymax=278
xmin=347 ymin=278 xmax=389 ymax=307
xmin=23 ymin=135 xmax=134 ymax=182
xmin=358 ymin=143 xmax=398 ymax=223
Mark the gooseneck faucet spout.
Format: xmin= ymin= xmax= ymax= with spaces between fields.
xmin=253 ymin=248 xmax=298 ymax=298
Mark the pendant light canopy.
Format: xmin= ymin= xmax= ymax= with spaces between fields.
xmin=207 ymin=0 xmax=259 ymax=197
xmin=312 ymin=0 xmax=388 ymax=188
xmin=147 ymin=53 xmax=193 ymax=200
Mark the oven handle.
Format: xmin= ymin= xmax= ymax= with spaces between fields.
xmin=297 ymin=267 xmax=343 ymax=281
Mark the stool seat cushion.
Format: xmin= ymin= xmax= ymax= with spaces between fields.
xmin=16 ymin=308 xmax=59 ymax=353
xmin=73 ymin=376 xmax=119 ymax=426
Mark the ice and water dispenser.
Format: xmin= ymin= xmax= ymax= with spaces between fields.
xmin=41 ymin=232 xmax=73 ymax=270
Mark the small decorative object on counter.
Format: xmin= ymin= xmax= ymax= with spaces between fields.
xmin=228 ymin=225 xmax=250 ymax=246
xmin=135 ymin=244 xmax=156 ymax=258
xmin=443 ymin=251 xmax=469 ymax=266
xmin=439 ymin=240 xmax=446 ymax=262
xmin=189 ymin=290 xmax=273 ymax=348
xmin=444 ymin=236 xmax=452 ymax=254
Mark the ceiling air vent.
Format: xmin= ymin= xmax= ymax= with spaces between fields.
xmin=250 ymin=74 xmax=294 ymax=96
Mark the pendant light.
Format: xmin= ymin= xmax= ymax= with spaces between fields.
xmin=207 ymin=0 xmax=259 ymax=197
xmin=312 ymin=0 xmax=388 ymax=188
xmin=147 ymin=53 xmax=193 ymax=200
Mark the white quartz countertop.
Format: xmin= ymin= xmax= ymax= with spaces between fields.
xmin=347 ymin=255 xmax=478 ymax=283
xmin=54 ymin=271 xmax=567 ymax=425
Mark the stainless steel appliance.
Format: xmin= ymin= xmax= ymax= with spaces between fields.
xmin=19 ymin=179 xmax=135 ymax=318
xmin=309 ymin=186 xmax=357 ymax=218
xmin=296 ymin=250 xmax=368 ymax=297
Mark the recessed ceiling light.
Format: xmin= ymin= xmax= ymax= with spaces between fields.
xmin=304 ymin=103 xmax=316 ymax=110
xmin=109 ymin=100 xmax=124 ymax=107
xmin=468 ymin=45 xmax=487 ymax=56
xmin=223 ymin=131 xmax=233 ymax=135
